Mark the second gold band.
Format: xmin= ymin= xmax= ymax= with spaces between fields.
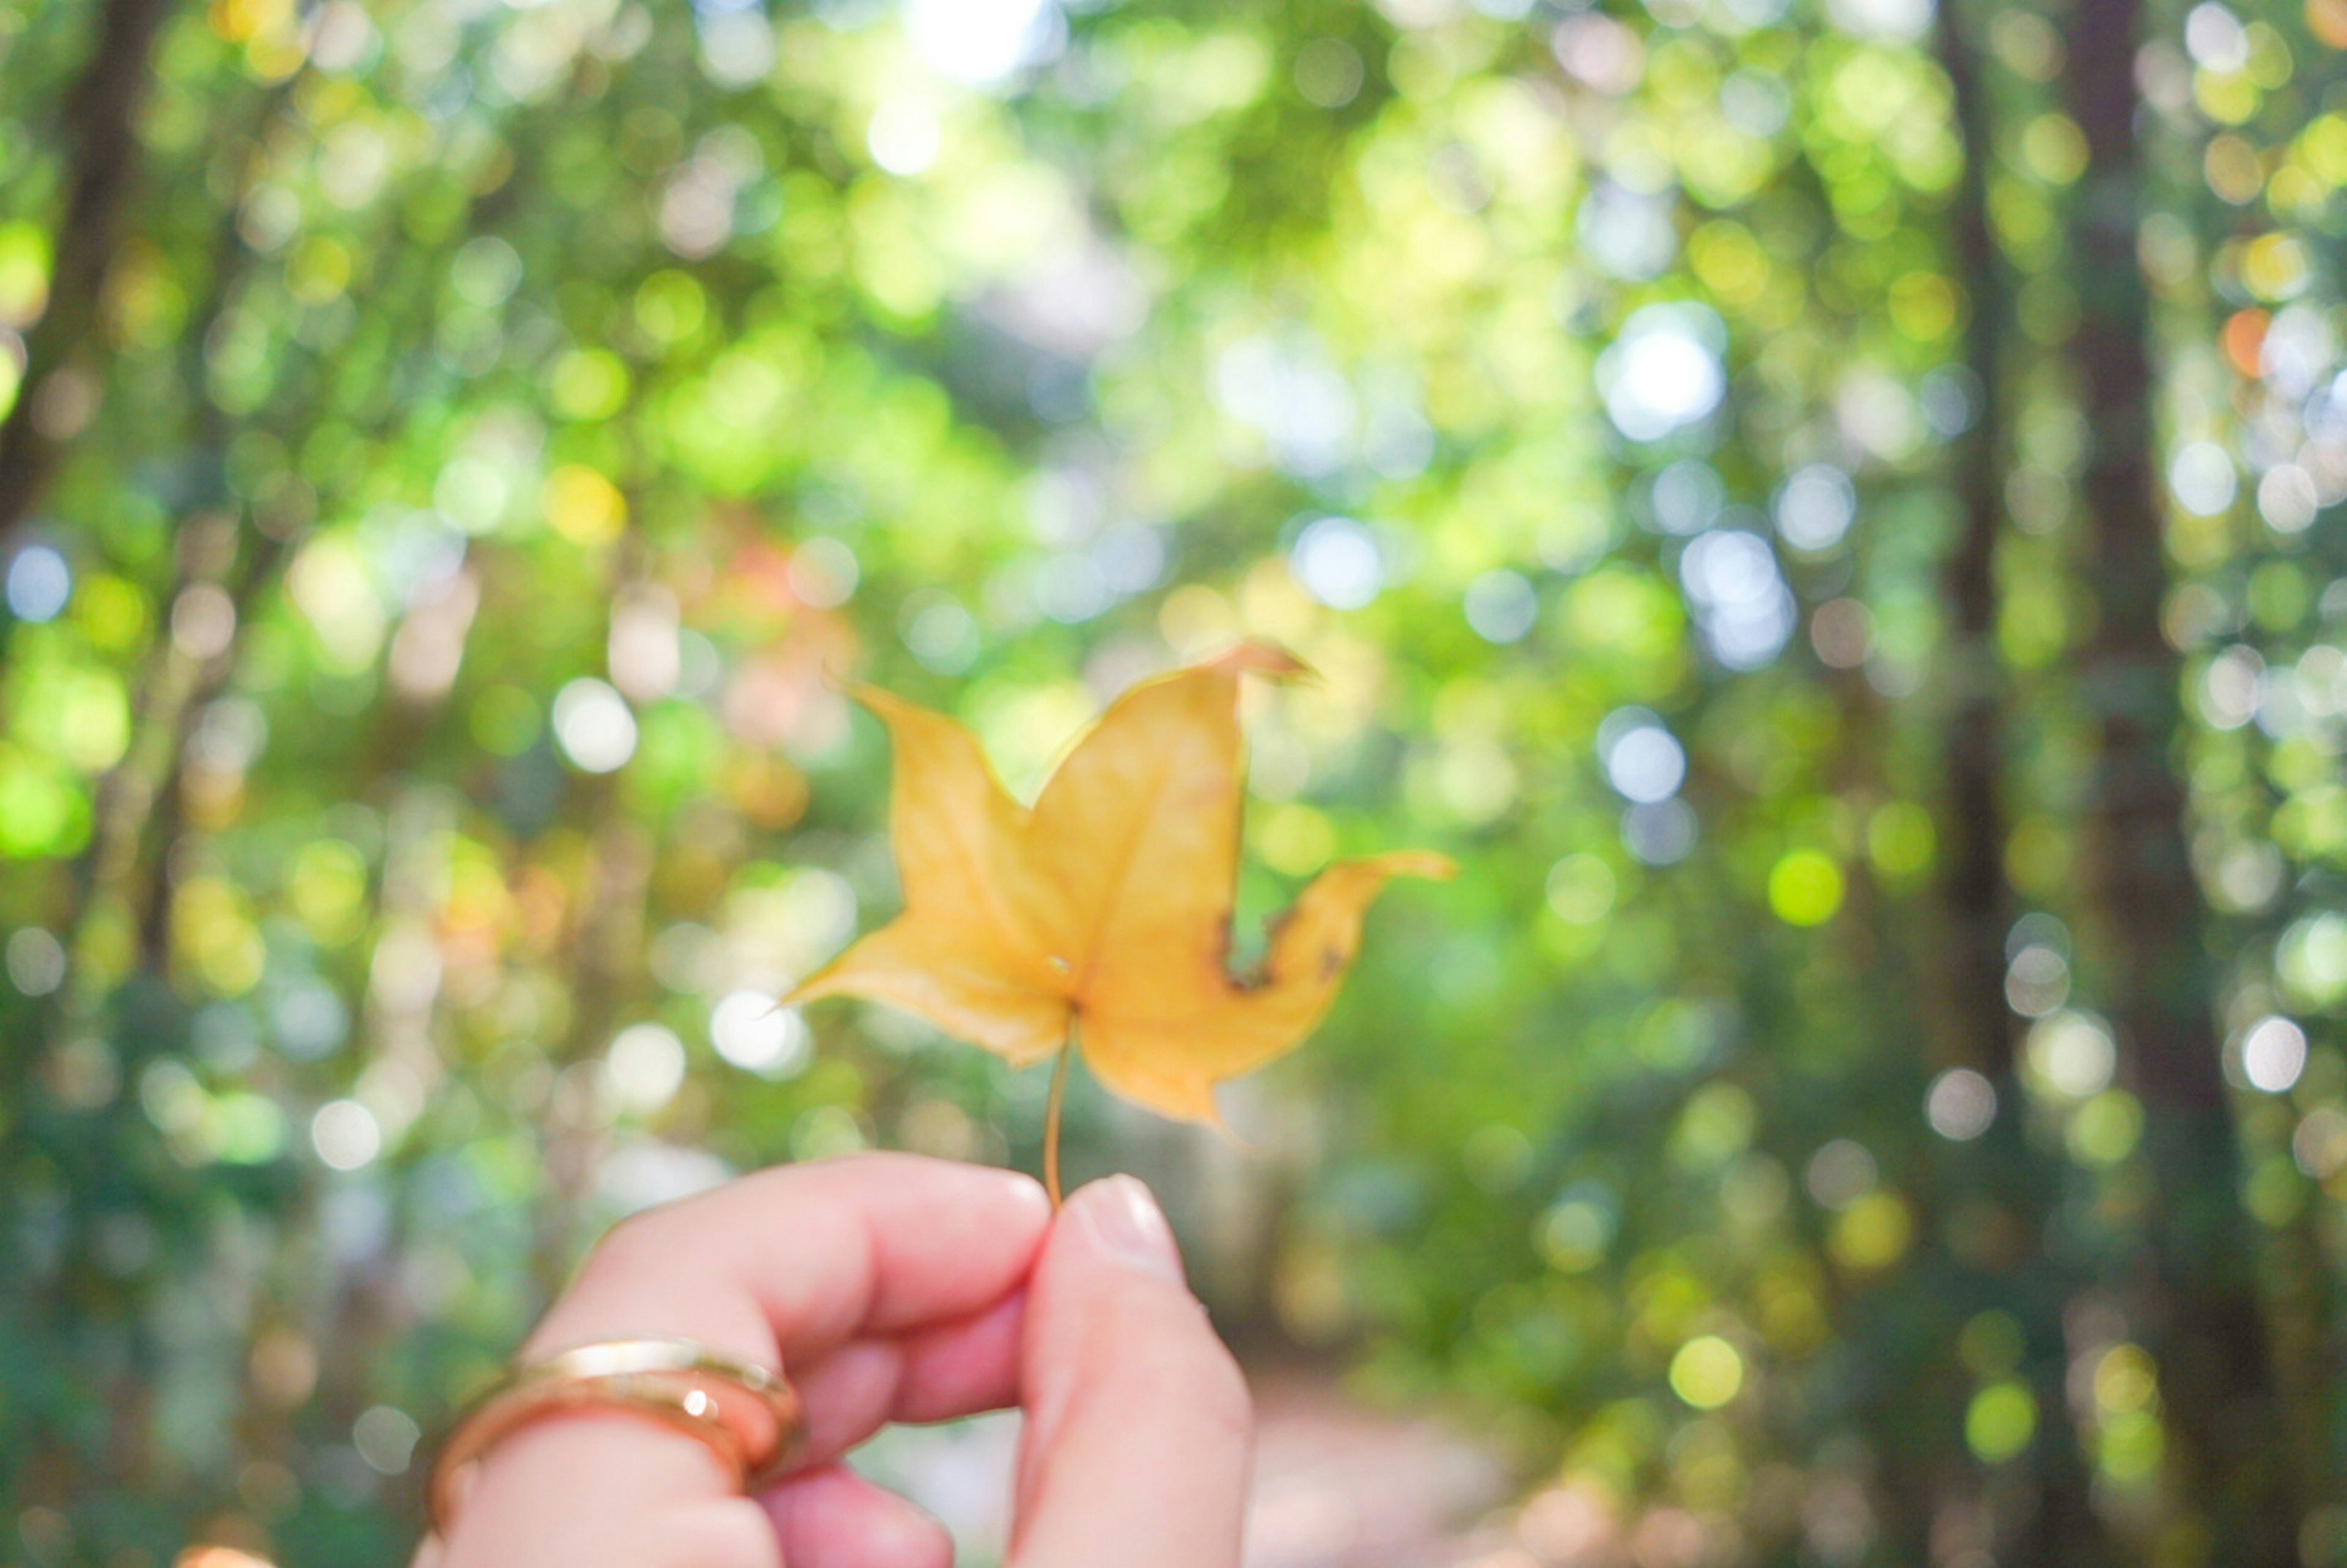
xmin=427 ymin=1337 xmax=804 ymax=1536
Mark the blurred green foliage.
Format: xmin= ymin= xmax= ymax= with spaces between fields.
xmin=1 ymin=0 xmax=2343 ymax=1563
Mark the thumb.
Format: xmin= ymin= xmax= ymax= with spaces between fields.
xmin=1010 ymin=1176 xmax=1253 ymax=1568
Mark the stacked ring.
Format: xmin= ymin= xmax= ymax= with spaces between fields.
xmin=427 ymin=1338 xmax=804 ymax=1536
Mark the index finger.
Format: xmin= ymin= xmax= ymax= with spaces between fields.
xmin=527 ymin=1152 xmax=1052 ymax=1369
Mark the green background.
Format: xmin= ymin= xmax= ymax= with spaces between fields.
xmin=0 ymin=0 xmax=2338 ymax=1563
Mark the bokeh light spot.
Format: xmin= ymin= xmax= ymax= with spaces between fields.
xmin=1966 ymin=1382 xmax=2037 ymax=1463
xmin=1464 ymin=570 xmax=1538 ymax=643
xmin=711 ymin=991 xmax=810 ymax=1078
xmin=1294 ymin=37 xmax=1364 ymax=108
xmin=1926 ymin=1068 xmax=1997 ymax=1140
xmin=607 ymin=1023 xmax=688 ymax=1114
xmin=1772 ymin=465 xmax=1857 ymax=551
xmin=2068 ymin=1090 xmax=2145 ymax=1168
xmin=1600 ymin=713 xmax=1685 ymax=804
xmin=545 ymin=465 xmax=628 ymax=546
xmin=1806 ymin=1139 xmax=1878 ymax=1209
xmin=6 ymin=926 xmax=66 ymax=996
xmin=1545 ymin=855 xmax=1618 ymax=925
xmin=1831 ymin=1191 xmax=1913 ymax=1270
xmin=1668 ymin=1336 xmax=1744 ymax=1409
xmin=6 ymin=544 xmax=70 ymax=623
xmin=353 ymin=1405 xmax=421 ymax=1475
xmin=1289 ymin=518 xmax=1382 ymax=609
xmin=2027 ymin=1009 xmax=2115 ymax=1098
xmin=311 ymin=1099 xmax=382 ymax=1171
xmin=553 ymin=678 xmax=638 ymax=774
xmin=1767 ymin=851 xmax=1843 ymax=926
xmin=2241 ymin=1015 xmax=2308 ymax=1093
xmin=1598 ymin=304 xmax=1726 ymax=442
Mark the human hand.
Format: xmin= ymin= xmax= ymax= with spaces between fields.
xmin=417 ymin=1154 xmax=1252 ymax=1568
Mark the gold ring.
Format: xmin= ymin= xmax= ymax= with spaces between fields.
xmin=426 ymin=1337 xmax=804 ymax=1536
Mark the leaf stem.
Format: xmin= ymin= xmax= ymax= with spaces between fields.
xmin=1043 ymin=1038 xmax=1073 ymax=1211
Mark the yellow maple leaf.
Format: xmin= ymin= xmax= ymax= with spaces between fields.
xmin=787 ymin=641 xmax=1452 ymax=1139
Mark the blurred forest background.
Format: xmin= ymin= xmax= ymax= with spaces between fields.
xmin=1 ymin=0 xmax=2343 ymax=1563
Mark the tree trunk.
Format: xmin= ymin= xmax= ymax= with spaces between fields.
xmin=2065 ymin=0 xmax=2295 ymax=1559
xmin=1934 ymin=11 xmax=2114 ymax=1563
xmin=0 ymin=0 xmax=176 ymax=552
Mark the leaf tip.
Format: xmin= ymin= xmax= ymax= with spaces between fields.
xmin=777 ymin=956 xmax=851 ymax=1009
xmin=842 ymin=680 xmax=903 ymax=715
xmin=1180 ymin=1088 xmax=1235 ymax=1130
xmin=1365 ymin=848 xmax=1458 ymax=882
xmin=1200 ymin=1105 xmax=1247 ymax=1145
xmin=1204 ymin=639 xmax=1315 ymax=684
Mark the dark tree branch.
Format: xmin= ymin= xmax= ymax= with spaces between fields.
xmin=1936 ymin=0 xmax=2011 ymax=1090
xmin=0 ymin=0 xmax=178 ymax=554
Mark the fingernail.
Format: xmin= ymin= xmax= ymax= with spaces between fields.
xmin=1073 ymin=1175 xmax=1185 ymax=1283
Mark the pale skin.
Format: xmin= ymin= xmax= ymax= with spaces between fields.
xmin=414 ymin=1154 xmax=1254 ymax=1568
